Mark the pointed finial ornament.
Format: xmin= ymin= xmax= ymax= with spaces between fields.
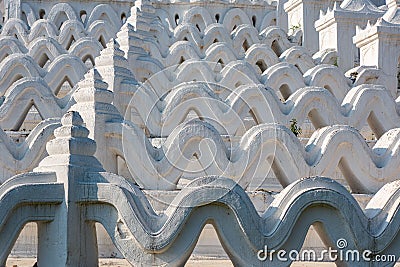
xmin=35 ymin=111 xmax=104 ymax=173
xmin=45 ymin=111 xmax=96 ymax=157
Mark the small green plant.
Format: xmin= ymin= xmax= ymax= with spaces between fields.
xmin=289 ymin=24 xmax=301 ymax=34
xmin=290 ymin=118 xmax=302 ymax=137
xmin=333 ymin=56 xmax=338 ymax=67
xmin=349 ymin=72 xmax=358 ymax=83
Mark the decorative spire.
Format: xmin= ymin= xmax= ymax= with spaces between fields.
xmin=386 ymin=0 xmax=400 ymax=9
xmin=95 ymin=39 xmax=128 ymax=68
xmin=49 ymin=111 xmax=96 ymax=156
xmin=74 ymin=69 xmax=111 ymax=102
xmin=129 ymin=0 xmax=156 ymax=31
xmin=70 ymin=68 xmax=122 ymax=135
xmin=34 ymin=111 xmax=104 ymax=173
xmin=382 ymin=2 xmax=400 ymax=23
xmin=82 ymin=41 xmax=138 ymax=116
xmin=69 ymin=69 xmax=124 ymax=175
xmin=116 ymin=22 xmax=148 ymax=57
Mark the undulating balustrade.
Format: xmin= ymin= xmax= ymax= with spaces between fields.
xmin=1 ymin=0 xmax=400 ymax=265
xmin=1 ymin=111 xmax=400 ymax=266
xmin=0 ymin=2 xmax=129 ymax=132
xmin=0 ymin=0 xmax=396 ymax=191
xmin=59 ymin=0 xmax=400 ymax=194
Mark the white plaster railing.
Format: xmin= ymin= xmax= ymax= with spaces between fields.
xmin=0 ymin=54 xmax=86 ymax=97
xmin=0 ymin=118 xmax=60 ymax=182
xmin=1 ymin=111 xmax=400 ymax=267
xmin=0 ymin=171 xmax=63 ymax=266
xmin=63 ymin=67 xmax=399 ymax=194
xmin=0 ymin=78 xmax=73 ymax=130
xmin=0 ymin=2 xmax=129 ymax=127
xmin=127 ymin=82 xmax=399 ymax=138
xmin=110 ymin=119 xmax=400 ymax=193
xmin=1 ymin=1 xmax=400 ymax=265
xmin=130 ymin=51 xmax=394 ymax=101
xmin=80 ymin=174 xmax=400 ymax=266
xmin=2 ymin=3 xmax=121 ymax=48
xmin=133 ymin=25 xmax=291 ymax=64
